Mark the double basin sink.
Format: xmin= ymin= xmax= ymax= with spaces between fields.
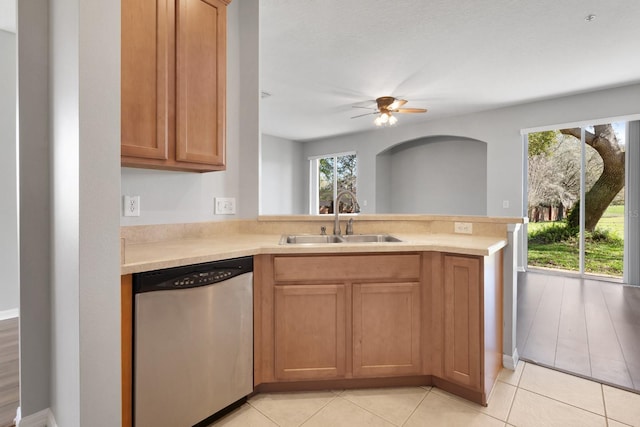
xmin=280 ymin=234 xmax=403 ymax=245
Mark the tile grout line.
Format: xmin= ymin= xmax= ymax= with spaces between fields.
xmin=297 ymin=393 xmax=341 ymax=427
xmin=336 ymin=390 xmax=420 ymax=427
xmin=516 ymin=383 xmax=608 ymax=419
xmin=598 ymin=281 xmax=636 ymax=390
xmin=518 ymin=275 xmax=549 ymax=358
xmin=399 ymin=388 xmax=431 ymax=427
xmin=584 ymin=278 xmax=597 ymax=380
xmin=551 ymin=278 xmax=565 ymax=370
xmin=245 ymin=401 xmax=284 ymax=427
xmin=503 ymin=361 xmax=528 ymax=425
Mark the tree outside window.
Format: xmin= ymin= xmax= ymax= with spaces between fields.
xmin=317 ymin=153 xmax=357 ymax=214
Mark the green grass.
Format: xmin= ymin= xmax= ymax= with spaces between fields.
xmin=527 ymin=205 xmax=624 ymax=276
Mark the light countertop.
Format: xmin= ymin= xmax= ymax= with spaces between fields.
xmin=121 ymin=232 xmax=507 ymax=275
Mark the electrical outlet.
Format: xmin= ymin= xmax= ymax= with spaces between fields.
xmin=454 ymin=222 xmax=472 ymax=234
xmin=123 ymin=195 xmax=140 ymax=217
xmin=215 ymin=197 xmax=236 ymax=215
xmin=503 ymin=200 xmax=510 ymax=208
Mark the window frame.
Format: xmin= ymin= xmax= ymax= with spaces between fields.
xmin=309 ymin=151 xmax=357 ymax=215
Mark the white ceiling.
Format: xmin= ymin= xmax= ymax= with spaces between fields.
xmin=260 ymin=0 xmax=640 ymax=141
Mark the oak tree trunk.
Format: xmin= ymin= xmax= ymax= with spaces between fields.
xmin=561 ymin=125 xmax=625 ymax=232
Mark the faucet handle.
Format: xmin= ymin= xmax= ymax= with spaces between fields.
xmin=320 ymin=226 xmax=326 ymax=235
xmin=346 ymin=218 xmax=354 ymax=235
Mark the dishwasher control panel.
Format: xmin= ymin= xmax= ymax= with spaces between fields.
xmin=171 ymin=270 xmax=235 ymax=288
xmin=133 ymin=257 xmax=253 ymax=294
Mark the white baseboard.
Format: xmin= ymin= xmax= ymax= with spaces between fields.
xmin=0 ymin=308 xmax=19 ymax=321
xmin=502 ymin=348 xmax=520 ymax=370
xmin=16 ymin=408 xmax=57 ymax=427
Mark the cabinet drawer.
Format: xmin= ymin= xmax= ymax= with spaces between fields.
xmin=273 ymin=254 xmax=421 ymax=283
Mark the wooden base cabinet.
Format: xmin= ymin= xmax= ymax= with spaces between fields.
xmin=431 ymin=252 xmax=503 ymax=405
xmin=254 ymin=251 xmax=503 ymax=406
xmin=121 ymin=0 xmax=229 ymax=172
xmin=254 ymin=253 xmax=424 ymax=384
xmin=274 ymin=284 xmax=347 ymax=381
xmin=352 ymin=282 xmax=422 ymax=377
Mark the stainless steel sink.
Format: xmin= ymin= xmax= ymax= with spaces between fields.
xmin=340 ymin=234 xmax=403 ymax=243
xmin=279 ymin=234 xmax=402 ymax=244
xmin=279 ymin=235 xmax=344 ymax=244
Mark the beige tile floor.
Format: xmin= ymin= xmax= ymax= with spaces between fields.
xmin=211 ymin=362 xmax=640 ymax=427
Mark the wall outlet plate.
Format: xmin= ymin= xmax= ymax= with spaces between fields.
xmin=215 ymin=197 xmax=236 ymax=215
xmin=123 ymin=195 xmax=140 ymax=217
xmin=454 ymin=222 xmax=472 ymax=234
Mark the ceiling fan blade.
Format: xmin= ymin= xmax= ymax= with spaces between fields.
xmin=351 ymin=112 xmax=378 ymax=119
xmin=351 ymin=105 xmax=377 ymax=110
xmin=395 ymin=108 xmax=428 ymax=114
xmin=391 ymin=99 xmax=408 ymax=109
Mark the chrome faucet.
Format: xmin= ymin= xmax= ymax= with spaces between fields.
xmin=333 ymin=189 xmax=359 ymax=235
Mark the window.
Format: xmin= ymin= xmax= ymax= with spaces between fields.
xmin=310 ymin=152 xmax=357 ymax=214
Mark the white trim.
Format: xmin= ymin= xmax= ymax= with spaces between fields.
xmin=16 ymin=408 xmax=57 ymax=427
xmin=0 ymin=308 xmax=19 ymax=321
xmin=517 ymin=266 xmax=526 ymax=273
xmin=502 ymin=348 xmax=520 ymax=370
xmin=520 ymin=113 xmax=640 ymax=135
xmin=307 ymin=150 xmax=356 ymax=161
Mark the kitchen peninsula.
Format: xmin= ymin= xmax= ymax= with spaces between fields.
xmin=120 ymin=215 xmax=524 ymax=426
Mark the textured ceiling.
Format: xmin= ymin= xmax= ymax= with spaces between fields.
xmin=260 ymin=0 xmax=640 ymax=141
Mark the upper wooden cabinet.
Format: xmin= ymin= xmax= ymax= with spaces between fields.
xmin=121 ymin=0 xmax=229 ymax=172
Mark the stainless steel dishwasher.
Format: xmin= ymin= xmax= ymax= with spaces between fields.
xmin=133 ymin=257 xmax=253 ymax=427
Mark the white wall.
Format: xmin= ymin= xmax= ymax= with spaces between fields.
xmin=261 ymin=134 xmax=305 ymax=214
xmin=0 ymin=30 xmax=19 ymax=313
xmin=49 ymin=0 xmax=122 ymax=424
xmin=0 ymin=0 xmax=15 ymax=32
xmin=121 ymin=0 xmax=260 ymax=226
xmin=379 ymin=136 xmax=487 ymax=215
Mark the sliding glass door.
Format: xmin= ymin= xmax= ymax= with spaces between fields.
xmin=527 ymin=121 xmax=626 ymax=279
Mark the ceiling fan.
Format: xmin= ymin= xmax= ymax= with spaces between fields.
xmin=351 ymin=96 xmax=428 ymax=126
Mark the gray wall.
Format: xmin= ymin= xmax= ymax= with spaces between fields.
xmin=18 ymin=0 xmax=51 ymax=416
xmin=0 ymin=30 xmax=18 ymax=313
xmin=261 ymin=134 xmax=306 ymax=214
xmin=19 ymin=0 xmax=121 ymax=424
xmin=378 ymin=136 xmax=487 ymax=215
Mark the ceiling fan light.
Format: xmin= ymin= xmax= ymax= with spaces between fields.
xmin=380 ymin=112 xmax=389 ymax=124
xmin=388 ymin=115 xmax=398 ymax=125
xmin=374 ymin=116 xmax=383 ymax=126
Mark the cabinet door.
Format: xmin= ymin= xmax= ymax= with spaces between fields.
xmin=121 ymin=0 xmax=173 ymax=161
xmin=176 ymin=0 xmax=227 ymax=167
xmin=274 ymin=285 xmax=346 ymax=381
xmin=442 ymin=255 xmax=482 ymax=389
xmin=352 ymin=282 xmax=422 ymax=377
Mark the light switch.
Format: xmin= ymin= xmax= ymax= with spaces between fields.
xmin=215 ymin=197 xmax=236 ymax=215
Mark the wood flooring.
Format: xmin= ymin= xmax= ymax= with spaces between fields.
xmin=0 ymin=317 xmax=18 ymax=427
xmin=518 ymin=271 xmax=640 ymax=392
